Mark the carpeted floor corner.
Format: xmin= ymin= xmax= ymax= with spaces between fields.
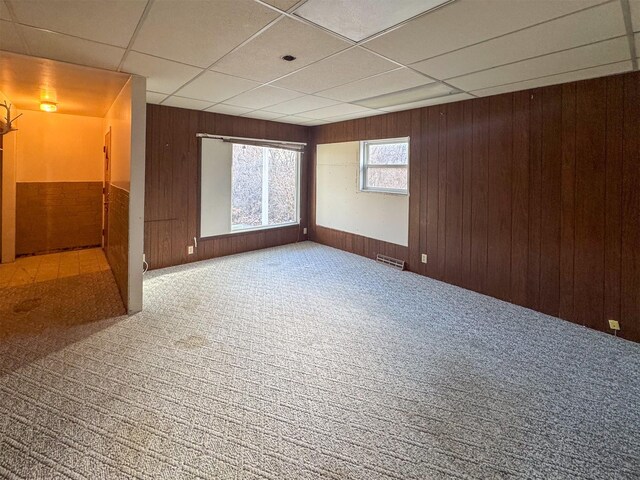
xmin=1 ymin=242 xmax=638 ymax=479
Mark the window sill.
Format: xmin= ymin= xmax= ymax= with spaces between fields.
xmin=360 ymin=188 xmax=408 ymax=196
xmin=231 ymin=222 xmax=299 ymax=234
xmin=198 ymin=223 xmax=300 ymax=241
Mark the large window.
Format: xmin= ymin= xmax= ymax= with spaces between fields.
xmin=231 ymin=144 xmax=299 ymax=231
xmin=199 ymin=137 xmax=301 ymax=239
xmin=360 ymin=137 xmax=409 ymax=194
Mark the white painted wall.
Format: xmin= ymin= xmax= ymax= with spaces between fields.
xmin=15 ymin=110 xmax=103 ymax=182
xmin=316 ymin=141 xmax=409 ymax=247
xmin=200 ymin=138 xmax=232 ymax=237
xmin=128 ymin=75 xmax=146 ymax=315
xmin=103 ymin=75 xmax=146 ymax=314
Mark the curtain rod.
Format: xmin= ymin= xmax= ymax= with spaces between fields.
xmin=196 ymin=133 xmax=307 ymax=147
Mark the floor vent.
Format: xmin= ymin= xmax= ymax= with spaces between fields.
xmin=376 ymin=254 xmax=405 ymax=270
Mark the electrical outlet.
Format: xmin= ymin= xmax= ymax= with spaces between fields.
xmin=303 ymin=227 xmax=307 ymax=235
xmin=608 ymin=319 xmax=620 ymax=331
xmin=421 ymin=253 xmax=427 ymax=264
xmin=187 ymin=245 xmax=194 ymax=255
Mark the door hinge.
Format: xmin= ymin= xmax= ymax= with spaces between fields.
xmin=103 ymin=146 xmax=106 ymax=153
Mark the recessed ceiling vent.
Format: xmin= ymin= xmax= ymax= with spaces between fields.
xmin=281 ymin=55 xmax=296 ymax=62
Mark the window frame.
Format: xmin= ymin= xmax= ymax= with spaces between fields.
xmin=359 ymin=137 xmax=410 ymax=195
xmin=229 ymin=143 xmax=302 ymax=234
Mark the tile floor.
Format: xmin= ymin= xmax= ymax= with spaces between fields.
xmin=0 ymin=248 xmax=110 ymax=287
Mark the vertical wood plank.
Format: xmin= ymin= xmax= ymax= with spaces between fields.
xmin=409 ymin=109 xmax=422 ymax=273
xmin=559 ymin=83 xmax=577 ymax=322
xmin=621 ymin=73 xmax=640 ymax=341
xmin=510 ymin=90 xmax=530 ymax=306
xmin=539 ymin=85 xmax=562 ymax=315
xmin=604 ymin=76 xmax=623 ymax=328
xmin=437 ymin=106 xmax=447 ymax=280
xmin=444 ymin=102 xmax=464 ymax=286
xmin=574 ymin=78 xmax=607 ymax=330
xmin=425 ymin=107 xmax=440 ymax=279
xmin=470 ymin=98 xmax=489 ymax=293
xmin=461 ymin=100 xmax=474 ymax=289
xmin=527 ymin=89 xmax=543 ymax=311
xmin=486 ymin=93 xmax=513 ymax=301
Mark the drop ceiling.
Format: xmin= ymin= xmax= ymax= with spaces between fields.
xmin=0 ymin=0 xmax=638 ymax=126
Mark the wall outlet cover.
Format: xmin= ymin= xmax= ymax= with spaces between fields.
xmin=421 ymin=254 xmax=427 ymax=263
xmin=188 ymin=246 xmax=194 ymax=255
xmin=608 ymin=319 xmax=620 ymax=331
xmin=303 ymin=227 xmax=307 ymax=234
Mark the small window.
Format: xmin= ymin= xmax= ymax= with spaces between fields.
xmin=360 ymin=137 xmax=409 ymax=194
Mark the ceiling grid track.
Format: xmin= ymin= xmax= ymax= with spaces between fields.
xmin=620 ymin=0 xmax=638 ymax=70
xmin=117 ymin=0 xmax=155 ymax=72
xmin=0 ymin=0 xmax=637 ymax=124
xmin=3 ymin=0 xmax=31 ymax=55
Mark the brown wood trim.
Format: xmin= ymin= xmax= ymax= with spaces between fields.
xmin=311 ymin=225 xmax=409 ymax=266
xmin=198 ymin=223 xmax=301 ymax=242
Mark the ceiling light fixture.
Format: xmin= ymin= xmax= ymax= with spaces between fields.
xmin=281 ymin=55 xmax=296 ymax=62
xmin=40 ymin=101 xmax=57 ymax=113
xmin=353 ymin=82 xmax=460 ymax=109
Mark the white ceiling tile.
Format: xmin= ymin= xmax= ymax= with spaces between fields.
xmin=299 ymin=118 xmax=331 ymax=126
xmin=470 ymin=61 xmax=632 ymax=97
xmin=0 ymin=20 xmax=27 ymax=54
xmin=9 ymin=0 xmax=146 ymax=48
xmin=205 ymin=104 xmax=253 ymax=115
xmin=411 ymin=2 xmax=626 ymax=80
xmin=0 ymin=1 xmax=11 ymax=20
xmin=242 ymin=110 xmax=285 ymax=120
xmin=302 ymin=103 xmax=374 ymax=119
xmin=363 ymin=0 xmax=606 ymax=65
xmin=271 ymin=115 xmax=311 ymax=124
xmin=447 ymin=37 xmax=630 ymax=92
xmin=322 ymin=113 xmax=377 ymax=123
xmin=316 ymin=68 xmax=433 ymax=102
xmin=262 ymin=0 xmax=300 ymax=11
xmin=225 ymin=85 xmax=303 ymax=109
xmin=379 ymin=92 xmax=474 ymax=112
xmin=133 ymin=0 xmax=278 ymax=68
xmin=355 ymin=82 xmax=455 ymax=108
xmin=19 ymin=26 xmax=125 ymax=70
xmin=211 ymin=17 xmax=351 ymax=82
xmin=294 ymin=0 xmax=449 ymax=42
xmin=175 ymin=71 xmax=259 ymax=103
xmin=121 ymin=52 xmax=202 ymax=94
xmin=272 ymin=47 xmax=398 ymax=94
xmin=146 ymin=91 xmax=167 ymax=104
xmin=161 ymin=96 xmax=213 ymax=110
xmin=631 ymin=1 xmax=640 ymax=32
xmin=264 ymin=95 xmax=340 ymax=115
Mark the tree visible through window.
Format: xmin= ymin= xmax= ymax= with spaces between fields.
xmin=360 ymin=138 xmax=409 ymax=193
xmin=231 ymin=144 xmax=299 ymax=230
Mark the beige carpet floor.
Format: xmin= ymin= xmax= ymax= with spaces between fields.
xmin=0 ymin=242 xmax=638 ymax=479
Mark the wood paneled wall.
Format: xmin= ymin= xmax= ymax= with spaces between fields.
xmin=309 ymin=71 xmax=640 ymax=342
xmin=144 ymin=104 xmax=309 ymax=270
xmin=16 ymin=182 xmax=102 ymax=255
xmin=106 ymin=184 xmax=129 ymax=309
